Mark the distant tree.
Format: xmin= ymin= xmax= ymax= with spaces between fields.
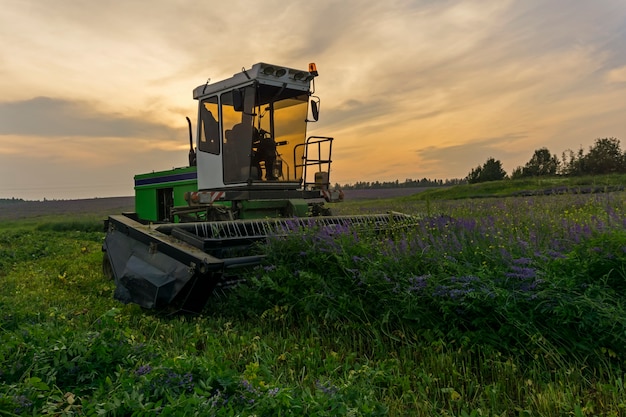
xmin=481 ymin=157 xmax=508 ymax=181
xmin=561 ymin=138 xmax=626 ymax=176
xmin=0 ymin=197 xmax=25 ymax=204
xmin=510 ymin=166 xmax=524 ymax=179
xmin=342 ymin=177 xmax=450 ymax=189
xmin=467 ymin=157 xmax=507 ymax=183
xmin=466 ymin=165 xmax=483 ymax=184
xmin=444 ymin=178 xmax=465 ymax=186
xmin=561 ymin=147 xmax=586 ymax=176
xmin=582 ymin=137 xmax=625 ymax=174
xmin=525 ymin=148 xmax=559 ymax=177
xmin=512 ymin=148 xmax=559 ymax=179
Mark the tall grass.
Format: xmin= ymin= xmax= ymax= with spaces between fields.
xmin=406 ymin=173 xmax=626 ymax=200
xmin=223 ymin=192 xmax=626 ymax=361
xmin=1 ymin=193 xmax=626 ymax=415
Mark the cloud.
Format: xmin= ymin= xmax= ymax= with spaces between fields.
xmin=0 ymin=133 xmax=192 ymax=199
xmin=418 ymin=135 xmax=527 ymax=161
xmin=606 ymin=66 xmax=626 ymax=83
xmin=0 ymin=97 xmax=182 ymax=139
xmin=415 ymin=134 xmax=529 ymax=176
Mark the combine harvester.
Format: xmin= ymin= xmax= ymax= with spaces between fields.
xmin=103 ymin=62 xmax=411 ymax=313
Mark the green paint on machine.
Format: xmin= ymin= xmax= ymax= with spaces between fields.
xmin=134 ymin=166 xmax=199 ymax=222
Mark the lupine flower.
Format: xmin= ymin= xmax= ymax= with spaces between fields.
xmin=506 ymin=266 xmax=537 ymax=280
xmin=513 ymin=257 xmax=532 ymax=266
xmin=407 ymin=275 xmax=429 ymax=292
xmin=13 ymin=395 xmax=32 ymax=414
xmin=135 ymin=364 xmax=152 ymax=376
xmin=316 ymin=380 xmax=339 ymax=395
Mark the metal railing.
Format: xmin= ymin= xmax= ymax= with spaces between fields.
xmin=294 ymin=136 xmax=334 ymax=189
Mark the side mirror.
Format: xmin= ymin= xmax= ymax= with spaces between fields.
xmin=232 ymin=89 xmax=244 ymax=112
xmin=310 ymin=97 xmax=320 ymax=122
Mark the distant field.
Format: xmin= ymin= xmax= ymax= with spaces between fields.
xmin=0 ymin=196 xmax=134 ymax=220
xmin=0 ymin=189 xmax=428 ymax=220
xmin=342 ymin=187 xmax=431 ymax=200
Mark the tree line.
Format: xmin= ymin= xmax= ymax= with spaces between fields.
xmin=339 ymin=178 xmax=464 ymax=190
xmin=467 ymin=137 xmax=626 ymax=183
xmin=339 ymin=137 xmax=625 ymax=189
xmin=0 ymin=197 xmax=25 ymax=204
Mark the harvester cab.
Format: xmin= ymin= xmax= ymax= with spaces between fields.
xmin=103 ymin=62 xmax=412 ymax=313
xmin=194 ymin=63 xmax=320 ymax=188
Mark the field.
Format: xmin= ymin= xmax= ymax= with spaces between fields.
xmin=0 ymin=197 xmax=134 ymax=221
xmin=1 ymin=185 xmax=626 ymax=416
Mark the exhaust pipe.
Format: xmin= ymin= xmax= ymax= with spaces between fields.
xmin=186 ymin=116 xmax=196 ymax=167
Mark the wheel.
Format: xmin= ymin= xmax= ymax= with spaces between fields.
xmin=320 ymin=206 xmax=333 ymax=216
xmin=310 ymin=203 xmax=332 ymax=217
xmin=206 ymin=205 xmax=233 ymax=221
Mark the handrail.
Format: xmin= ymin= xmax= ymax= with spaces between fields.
xmin=294 ymin=136 xmax=334 ymax=189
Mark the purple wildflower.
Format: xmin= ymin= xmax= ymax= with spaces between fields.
xmin=13 ymin=395 xmax=32 ymax=414
xmin=505 ymin=266 xmax=537 ymax=280
xmin=408 ymin=275 xmax=429 ymax=292
xmin=546 ymin=249 xmax=566 ymax=259
xmin=135 ymin=364 xmax=152 ymax=376
xmin=242 ymin=380 xmax=255 ymax=392
xmin=316 ymin=380 xmax=339 ymax=395
xmin=210 ymin=389 xmax=224 ymax=408
xmin=448 ymin=288 xmax=470 ymax=299
xmin=161 ymin=370 xmax=194 ymax=393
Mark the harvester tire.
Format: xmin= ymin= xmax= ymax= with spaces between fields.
xmin=311 ymin=203 xmax=333 ymax=217
xmin=102 ymin=253 xmax=114 ymax=281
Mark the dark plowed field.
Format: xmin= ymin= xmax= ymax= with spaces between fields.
xmin=0 ymin=197 xmax=135 ymax=220
xmin=0 ymin=188 xmax=428 ymax=221
xmin=342 ymin=187 xmax=430 ymax=200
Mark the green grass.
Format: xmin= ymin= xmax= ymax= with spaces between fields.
xmin=403 ymin=173 xmax=626 ymax=201
xmin=2 ymin=192 xmax=626 ymax=415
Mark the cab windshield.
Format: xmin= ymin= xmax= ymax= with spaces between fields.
xmin=221 ymin=84 xmax=309 ymax=184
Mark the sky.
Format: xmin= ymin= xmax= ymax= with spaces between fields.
xmin=1 ymin=0 xmax=626 ymax=200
